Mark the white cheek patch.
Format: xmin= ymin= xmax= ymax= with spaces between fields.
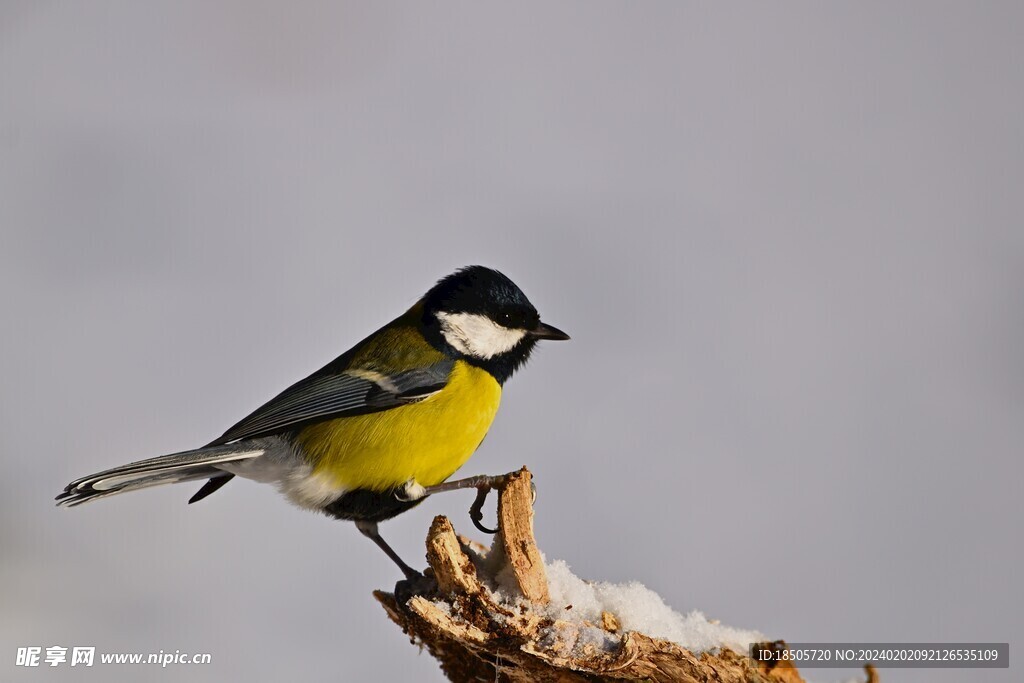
xmin=436 ymin=311 xmax=528 ymax=359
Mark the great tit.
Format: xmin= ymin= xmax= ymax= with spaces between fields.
xmin=57 ymin=266 xmax=569 ymax=579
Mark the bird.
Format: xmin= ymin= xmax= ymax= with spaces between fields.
xmin=56 ymin=266 xmax=569 ymax=580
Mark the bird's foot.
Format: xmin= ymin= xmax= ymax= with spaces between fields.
xmin=407 ymin=470 xmax=536 ymax=535
xmin=469 ymin=486 xmax=499 ymax=534
xmin=394 ymin=568 xmax=437 ymax=606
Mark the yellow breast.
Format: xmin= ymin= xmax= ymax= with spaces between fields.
xmin=296 ymin=360 xmax=502 ymax=492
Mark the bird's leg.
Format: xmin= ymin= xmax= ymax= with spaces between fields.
xmin=354 ymin=520 xmax=421 ymax=581
xmin=402 ymin=472 xmax=521 ymax=534
xmin=418 ymin=472 xmax=513 ymax=496
xmin=356 ymin=520 xmax=437 ymax=602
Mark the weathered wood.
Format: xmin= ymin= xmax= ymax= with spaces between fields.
xmin=375 ymin=467 xmax=874 ymax=683
xmin=496 ymin=467 xmax=550 ymax=604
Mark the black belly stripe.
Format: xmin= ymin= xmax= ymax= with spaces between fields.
xmin=323 ymin=488 xmax=425 ymax=522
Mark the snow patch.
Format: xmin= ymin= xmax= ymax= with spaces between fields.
xmin=537 ymin=558 xmax=763 ymax=654
xmin=453 ymin=539 xmax=765 ymax=656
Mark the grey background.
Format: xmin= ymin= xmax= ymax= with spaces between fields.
xmin=1 ymin=2 xmax=1021 ymax=682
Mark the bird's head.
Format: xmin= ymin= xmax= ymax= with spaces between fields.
xmin=421 ymin=266 xmax=569 ymax=382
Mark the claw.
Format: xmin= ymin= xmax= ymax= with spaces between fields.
xmin=469 ymin=486 xmax=499 ymax=534
xmin=471 ymin=516 xmax=498 ymax=535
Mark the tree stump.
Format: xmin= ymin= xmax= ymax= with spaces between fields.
xmin=375 ymin=467 xmax=874 ymax=683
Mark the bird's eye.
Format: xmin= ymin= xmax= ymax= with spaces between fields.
xmin=497 ymin=309 xmax=531 ymax=328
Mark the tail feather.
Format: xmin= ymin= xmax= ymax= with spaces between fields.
xmin=56 ymin=444 xmax=263 ymax=507
xmin=188 ymin=474 xmax=235 ymax=504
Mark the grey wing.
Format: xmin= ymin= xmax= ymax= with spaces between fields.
xmin=208 ymin=359 xmax=454 ymax=445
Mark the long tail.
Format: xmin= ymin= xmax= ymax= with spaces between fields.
xmin=56 ymin=444 xmax=264 ymax=507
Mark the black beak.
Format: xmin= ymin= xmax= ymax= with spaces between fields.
xmin=529 ymin=321 xmax=570 ymax=341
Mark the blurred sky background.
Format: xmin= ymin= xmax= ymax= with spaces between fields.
xmin=1 ymin=2 xmax=1021 ymax=682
